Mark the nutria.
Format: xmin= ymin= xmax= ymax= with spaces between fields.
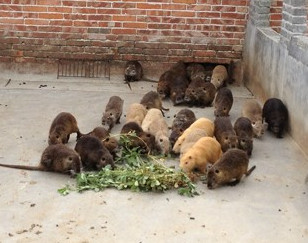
xmin=234 ymin=117 xmax=253 ymax=156
xmin=179 ymin=128 xmax=208 ymax=157
xmin=210 ymin=65 xmax=228 ymax=89
xmin=242 ymin=100 xmax=267 ymax=138
xmin=185 ymin=80 xmax=216 ymax=107
xmin=120 ymin=122 xmax=157 ymax=154
xmin=86 ymin=126 xmax=109 ymax=140
xmin=207 ymin=148 xmax=256 ymax=189
xmin=186 ymin=63 xmax=206 ymax=82
xmin=180 ymin=137 xmax=222 ymax=174
xmin=48 ymin=112 xmax=81 ymax=145
xmin=140 ymin=91 xmax=169 ymax=115
xmin=184 ymin=77 xmax=205 ymax=106
xmin=214 ymin=117 xmax=238 ymax=152
xmin=0 ymin=144 xmax=81 ymax=176
xmin=75 ymin=135 xmax=114 ymax=170
xmin=141 ymin=108 xmax=170 ymax=155
xmin=262 ymin=98 xmax=288 ymax=138
xmin=125 ymin=103 xmax=148 ymax=126
xmin=214 ymin=87 xmax=233 ymax=117
xmin=124 ymin=60 xmax=143 ymax=82
xmin=173 ymin=118 xmax=214 ymax=154
xmin=101 ymin=96 xmax=124 ymax=132
xmin=170 ymin=74 xmax=190 ymax=106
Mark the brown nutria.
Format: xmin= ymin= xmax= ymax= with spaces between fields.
xmin=124 ymin=60 xmax=143 ymax=82
xmin=210 ymin=65 xmax=228 ymax=89
xmin=75 ymin=135 xmax=114 ymax=170
xmin=234 ymin=117 xmax=253 ymax=156
xmin=101 ymin=96 xmax=124 ymax=132
xmin=185 ymin=79 xmax=216 ymax=107
xmin=125 ymin=103 xmax=148 ymax=126
xmin=207 ymin=148 xmax=256 ymax=189
xmin=86 ymin=126 xmax=109 ymax=140
xmin=120 ymin=122 xmax=157 ymax=154
xmin=0 ymin=144 xmax=81 ymax=176
xmin=48 ymin=112 xmax=82 ymax=145
xmin=186 ymin=63 xmax=206 ymax=82
xmin=140 ymin=91 xmax=169 ymax=115
xmin=170 ymin=74 xmax=190 ymax=106
xmin=180 ymin=137 xmax=222 ymax=174
xmin=214 ymin=87 xmax=233 ymax=117
xmin=141 ymin=108 xmax=170 ymax=156
xmin=214 ymin=117 xmax=238 ymax=152
xmin=262 ymin=98 xmax=288 ymax=138
xmin=173 ymin=118 xmax=214 ymax=153
xmin=242 ymin=100 xmax=267 ymax=138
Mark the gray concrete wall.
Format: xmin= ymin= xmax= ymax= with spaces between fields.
xmin=243 ymin=0 xmax=308 ymax=155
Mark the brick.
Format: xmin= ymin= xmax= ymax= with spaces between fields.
xmin=113 ymin=15 xmax=137 ymax=22
xmin=137 ymin=3 xmax=162 ymax=9
xmin=123 ymin=22 xmax=147 ymax=28
xmin=112 ymin=28 xmax=137 ymax=35
xmin=173 ymin=0 xmax=196 ymax=3
xmin=172 ymin=11 xmax=195 ymax=17
xmin=23 ymin=6 xmax=48 ymax=12
xmin=39 ymin=13 xmax=63 ymax=19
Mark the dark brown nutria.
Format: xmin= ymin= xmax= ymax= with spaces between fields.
xmin=102 ymin=96 xmax=124 ymax=132
xmin=234 ymin=117 xmax=253 ymax=156
xmin=207 ymin=148 xmax=256 ymax=189
xmin=186 ymin=63 xmax=206 ymax=82
xmin=169 ymin=109 xmax=196 ymax=146
xmin=185 ymin=80 xmax=216 ymax=107
xmin=170 ymin=74 xmax=190 ymax=106
xmin=87 ymin=126 xmax=109 ymax=140
xmin=262 ymin=98 xmax=288 ymax=138
xmin=140 ymin=91 xmax=169 ymax=115
xmin=210 ymin=65 xmax=228 ymax=89
xmin=48 ymin=112 xmax=81 ymax=145
xmin=120 ymin=122 xmax=157 ymax=154
xmin=124 ymin=60 xmax=143 ymax=82
xmin=214 ymin=87 xmax=233 ymax=117
xmin=214 ymin=117 xmax=238 ymax=152
xmin=75 ymin=135 xmax=114 ymax=170
xmin=0 ymin=144 xmax=81 ymax=176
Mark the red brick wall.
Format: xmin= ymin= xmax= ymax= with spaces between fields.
xmin=0 ymin=0 xmax=249 ymax=64
xmin=270 ymin=0 xmax=283 ymax=33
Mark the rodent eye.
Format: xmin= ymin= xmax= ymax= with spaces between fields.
xmin=185 ymin=162 xmax=188 ymax=165
xmin=101 ymin=157 xmax=106 ymax=161
xmin=223 ymin=108 xmax=227 ymax=111
xmin=252 ymin=122 xmax=256 ymax=125
xmin=215 ymin=169 xmax=220 ymax=174
xmin=159 ymin=139 xmax=163 ymax=142
xmin=68 ymin=157 xmax=73 ymax=161
xmin=109 ymin=112 xmax=113 ymax=116
xmin=106 ymin=138 xmax=110 ymax=142
xmin=56 ymin=135 xmax=60 ymax=139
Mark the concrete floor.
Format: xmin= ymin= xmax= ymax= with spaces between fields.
xmin=0 ymin=70 xmax=308 ymax=243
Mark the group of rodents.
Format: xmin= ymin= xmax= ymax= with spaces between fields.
xmin=0 ymin=60 xmax=289 ymax=191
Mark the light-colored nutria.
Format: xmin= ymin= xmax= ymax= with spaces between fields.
xmin=242 ymin=100 xmax=267 ymax=138
xmin=179 ymin=128 xmax=208 ymax=156
xmin=210 ymin=65 xmax=228 ymax=89
xmin=140 ymin=91 xmax=169 ymax=115
xmin=214 ymin=117 xmax=238 ymax=152
xmin=0 ymin=144 xmax=81 ymax=176
xmin=180 ymin=137 xmax=222 ymax=174
xmin=48 ymin=112 xmax=81 ymax=145
xmin=124 ymin=60 xmax=143 ymax=82
xmin=262 ymin=98 xmax=288 ymax=138
xmin=141 ymin=108 xmax=170 ymax=155
xmin=101 ymin=96 xmax=124 ymax=132
xmin=125 ymin=103 xmax=148 ymax=126
xmin=234 ymin=117 xmax=253 ymax=156
xmin=120 ymin=122 xmax=158 ymax=154
xmin=75 ymin=135 xmax=114 ymax=171
xmin=214 ymin=87 xmax=233 ymax=117
xmin=173 ymin=118 xmax=214 ymax=153
xmin=207 ymin=148 xmax=256 ymax=189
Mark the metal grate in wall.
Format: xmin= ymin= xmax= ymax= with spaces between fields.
xmin=57 ymin=59 xmax=111 ymax=80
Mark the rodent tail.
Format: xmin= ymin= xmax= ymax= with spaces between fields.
xmin=246 ymin=165 xmax=256 ymax=176
xmin=0 ymin=163 xmax=44 ymax=171
xmin=142 ymin=77 xmax=158 ymax=83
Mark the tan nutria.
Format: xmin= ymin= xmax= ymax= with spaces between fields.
xmin=262 ymin=98 xmax=288 ymax=138
xmin=124 ymin=60 xmax=143 ymax=82
xmin=141 ymin=108 xmax=170 ymax=155
xmin=242 ymin=100 xmax=267 ymax=138
xmin=173 ymin=117 xmax=214 ymax=153
xmin=0 ymin=144 xmax=81 ymax=176
xmin=214 ymin=87 xmax=233 ymax=117
xmin=169 ymin=109 xmax=196 ymax=146
xmin=214 ymin=117 xmax=238 ymax=152
xmin=48 ymin=112 xmax=81 ymax=145
xmin=179 ymin=128 xmax=208 ymax=157
xmin=210 ymin=65 xmax=228 ymax=89
xmin=180 ymin=137 xmax=222 ymax=174
xmin=120 ymin=122 xmax=157 ymax=154
xmin=186 ymin=63 xmax=206 ymax=82
xmin=75 ymin=135 xmax=114 ymax=170
xmin=207 ymin=148 xmax=256 ymax=189
xmin=125 ymin=103 xmax=148 ymax=126
xmin=140 ymin=91 xmax=169 ymax=115
xmin=101 ymin=96 xmax=124 ymax=132
xmin=234 ymin=117 xmax=253 ymax=156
